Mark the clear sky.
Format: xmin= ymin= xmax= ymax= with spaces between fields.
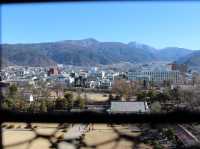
xmin=1 ymin=2 xmax=200 ymax=50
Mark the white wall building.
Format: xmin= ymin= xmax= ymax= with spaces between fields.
xmin=128 ymin=70 xmax=181 ymax=83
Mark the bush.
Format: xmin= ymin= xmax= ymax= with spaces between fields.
xmin=144 ymin=139 xmax=152 ymax=144
xmin=165 ymin=128 xmax=175 ymax=141
xmin=152 ymin=141 xmax=163 ymax=149
xmin=151 ymin=101 xmax=162 ymax=113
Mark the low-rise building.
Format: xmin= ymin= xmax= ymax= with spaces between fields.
xmin=109 ymin=101 xmax=149 ymax=113
xmin=22 ymin=92 xmax=34 ymax=102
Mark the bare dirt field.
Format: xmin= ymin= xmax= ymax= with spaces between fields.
xmin=82 ymin=124 xmax=152 ymax=149
xmin=72 ymin=92 xmax=110 ymax=102
xmin=2 ymin=123 xmax=64 ymax=149
xmin=2 ymin=123 xmax=152 ymax=149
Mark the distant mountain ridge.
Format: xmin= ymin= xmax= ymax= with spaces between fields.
xmin=1 ymin=38 xmax=194 ymax=67
xmin=157 ymin=47 xmax=192 ymax=61
xmin=176 ymin=50 xmax=200 ymax=70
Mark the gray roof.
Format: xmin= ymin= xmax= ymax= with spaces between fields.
xmin=110 ymin=101 xmax=149 ymax=113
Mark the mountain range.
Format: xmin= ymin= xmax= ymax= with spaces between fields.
xmin=1 ymin=38 xmax=198 ymax=68
xmin=175 ymin=50 xmax=200 ymax=70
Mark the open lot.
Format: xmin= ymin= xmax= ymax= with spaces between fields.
xmin=2 ymin=123 xmax=64 ymax=149
xmin=83 ymin=124 xmax=152 ymax=149
xmin=72 ymin=92 xmax=110 ymax=102
xmin=2 ymin=123 xmax=152 ymax=149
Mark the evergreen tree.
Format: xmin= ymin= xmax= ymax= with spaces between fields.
xmin=64 ymin=92 xmax=74 ymax=110
xmin=8 ymin=84 xmax=18 ymax=98
xmin=40 ymin=100 xmax=47 ymax=112
xmin=76 ymin=95 xmax=85 ymax=109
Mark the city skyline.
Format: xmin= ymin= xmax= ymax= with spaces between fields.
xmin=2 ymin=2 xmax=200 ymax=50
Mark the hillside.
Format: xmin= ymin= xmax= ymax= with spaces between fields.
xmin=1 ymin=38 xmax=194 ymax=67
xmin=157 ymin=47 xmax=192 ymax=61
xmin=176 ymin=50 xmax=200 ymax=68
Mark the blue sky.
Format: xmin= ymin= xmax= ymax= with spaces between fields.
xmin=1 ymin=2 xmax=200 ymax=50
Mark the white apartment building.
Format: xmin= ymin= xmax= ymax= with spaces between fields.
xmin=128 ymin=70 xmax=181 ymax=83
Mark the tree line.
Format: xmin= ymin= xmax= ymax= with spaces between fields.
xmin=1 ymin=84 xmax=86 ymax=112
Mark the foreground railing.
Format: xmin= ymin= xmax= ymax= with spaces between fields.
xmin=0 ymin=109 xmax=200 ymax=124
xmin=1 ymin=109 xmax=200 ymax=149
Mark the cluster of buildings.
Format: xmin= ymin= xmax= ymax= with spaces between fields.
xmin=0 ymin=66 xmax=118 ymax=89
xmin=1 ymin=62 xmax=196 ymax=91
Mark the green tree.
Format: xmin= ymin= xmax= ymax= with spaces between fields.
xmin=2 ymin=98 xmax=15 ymax=110
xmin=163 ymin=80 xmax=171 ymax=88
xmin=153 ymin=141 xmax=163 ymax=149
xmin=115 ymin=95 xmax=122 ymax=101
xmin=137 ymin=91 xmax=146 ymax=101
xmin=40 ymin=100 xmax=48 ymax=112
xmin=29 ymin=101 xmax=40 ymax=113
xmin=108 ymin=94 xmax=114 ymax=101
xmin=146 ymin=90 xmax=156 ymax=102
xmin=14 ymin=99 xmax=26 ymax=111
xmin=55 ymin=92 xmax=74 ymax=110
xmin=153 ymin=93 xmax=167 ymax=103
xmin=170 ymin=88 xmax=181 ymax=104
xmin=165 ymin=128 xmax=176 ymax=141
xmin=151 ymin=101 xmax=162 ymax=113
xmin=149 ymin=81 xmax=155 ymax=88
xmin=55 ymin=97 xmax=65 ymax=109
xmin=22 ymin=102 xmax=31 ymax=112
xmin=64 ymin=92 xmax=74 ymax=110
xmin=46 ymin=100 xmax=55 ymax=112
xmin=83 ymin=92 xmax=88 ymax=103
xmin=8 ymin=84 xmax=18 ymax=98
xmin=2 ymin=97 xmax=27 ymax=111
xmin=76 ymin=95 xmax=85 ymax=109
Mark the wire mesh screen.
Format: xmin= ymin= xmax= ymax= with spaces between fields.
xmin=1 ymin=110 xmax=200 ymax=149
xmin=2 ymin=1 xmax=200 ymax=149
xmin=2 ymin=123 xmax=146 ymax=149
xmin=1 ymin=122 xmax=186 ymax=149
